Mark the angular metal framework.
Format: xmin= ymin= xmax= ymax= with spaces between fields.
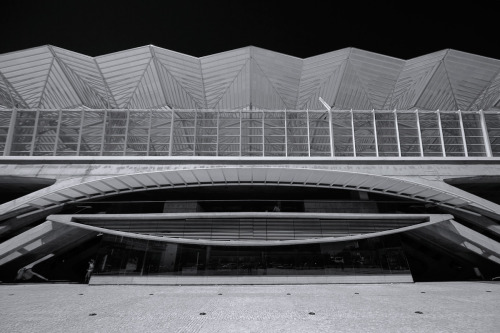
xmin=1 ymin=45 xmax=500 ymax=158
xmin=1 ymin=109 xmax=499 ymax=157
xmin=1 ymin=46 xmax=500 ymax=111
xmin=1 ymin=45 xmax=500 ymax=285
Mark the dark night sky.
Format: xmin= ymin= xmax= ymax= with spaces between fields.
xmin=2 ymin=0 xmax=499 ymax=60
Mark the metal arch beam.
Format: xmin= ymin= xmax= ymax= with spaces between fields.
xmin=0 ymin=167 xmax=495 ymax=222
xmin=47 ymin=212 xmax=454 ymax=247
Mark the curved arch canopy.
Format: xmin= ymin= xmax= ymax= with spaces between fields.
xmin=5 ymin=167 xmax=486 ymax=220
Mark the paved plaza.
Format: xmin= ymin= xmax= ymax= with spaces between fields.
xmin=1 ymin=281 xmax=499 ymax=333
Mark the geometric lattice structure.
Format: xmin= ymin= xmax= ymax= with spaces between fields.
xmin=0 ymin=46 xmax=499 ymax=285
xmin=1 ymin=46 xmax=500 ymax=111
xmin=1 ymin=46 xmax=500 ymax=158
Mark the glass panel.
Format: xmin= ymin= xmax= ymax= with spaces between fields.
xmin=308 ymin=111 xmax=331 ymax=157
xmin=418 ymin=112 xmax=443 ymax=156
xmin=93 ymin=233 xmax=410 ymax=278
xmin=287 ymin=111 xmax=308 ymax=156
xmin=462 ymin=112 xmax=486 ymax=156
xmin=126 ymin=111 xmax=150 ymax=155
xmin=79 ymin=110 xmax=105 ymax=155
xmin=331 ymin=111 xmax=354 ymax=156
xmin=396 ymin=112 xmax=421 ymax=156
xmin=57 ymin=111 xmax=82 ymax=155
xmin=353 ymin=112 xmax=376 ymax=156
xmin=33 ymin=110 xmax=59 ymax=155
xmin=171 ymin=111 xmax=195 ymax=156
xmin=264 ymin=111 xmax=286 ymax=156
xmin=103 ymin=111 xmax=127 ymax=155
xmin=149 ymin=110 xmax=172 ymax=156
xmin=195 ymin=111 xmax=217 ymax=156
xmin=218 ymin=111 xmax=240 ymax=156
xmin=241 ymin=111 xmax=263 ymax=156
xmin=439 ymin=112 xmax=465 ymax=156
xmin=0 ymin=111 xmax=11 ymax=155
xmin=484 ymin=113 xmax=500 ymax=157
xmin=12 ymin=110 xmax=37 ymax=155
xmin=375 ymin=112 xmax=399 ymax=156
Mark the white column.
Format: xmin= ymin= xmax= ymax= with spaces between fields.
xmin=372 ymin=110 xmax=379 ymax=157
xmin=306 ymin=110 xmax=311 ymax=157
xmin=437 ymin=110 xmax=446 ymax=157
xmin=329 ymin=110 xmax=334 ymax=157
xmin=415 ymin=110 xmax=424 ymax=157
xmin=394 ymin=110 xmax=401 ymax=157
xmin=457 ymin=110 xmax=468 ymax=157
xmin=4 ymin=109 xmax=17 ymax=156
xmin=350 ymin=110 xmax=356 ymax=157
xmin=479 ymin=110 xmax=493 ymax=157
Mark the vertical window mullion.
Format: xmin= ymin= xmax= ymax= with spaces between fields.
xmin=53 ymin=110 xmax=62 ymax=156
xmin=458 ymin=110 xmax=468 ymax=157
xmin=351 ymin=109 xmax=356 ymax=157
xmin=372 ymin=110 xmax=379 ymax=157
xmin=394 ymin=111 xmax=401 ymax=157
xmin=480 ymin=110 xmax=493 ymax=157
xmin=30 ymin=109 xmax=40 ymax=156
xmin=4 ymin=109 xmax=17 ymax=156
xmin=437 ymin=110 xmax=446 ymax=157
xmin=415 ymin=110 xmax=423 ymax=157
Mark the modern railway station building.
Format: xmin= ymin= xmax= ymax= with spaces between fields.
xmin=0 ymin=45 xmax=499 ymax=284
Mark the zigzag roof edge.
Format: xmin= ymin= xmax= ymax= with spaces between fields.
xmin=3 ymin=44 xmax=499 ymax=63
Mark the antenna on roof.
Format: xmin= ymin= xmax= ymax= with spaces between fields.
xmin=319 ymin=97 xmax=331 ymax=111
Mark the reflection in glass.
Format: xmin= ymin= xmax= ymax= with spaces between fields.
xmin=94 ymin=233 xmax=411 ymax=278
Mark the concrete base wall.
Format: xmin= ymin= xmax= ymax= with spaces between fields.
xmin=90 ymin=274 xmax=414 ymax=285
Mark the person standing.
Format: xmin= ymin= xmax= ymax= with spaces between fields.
xmin=85 ymin=259 xmax=95 ymax=283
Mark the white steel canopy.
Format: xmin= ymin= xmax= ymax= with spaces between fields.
xmin=2 ymin=167 xmax=491 ymax=221
xmin=1 ymin=46 xmax=500 ymax=111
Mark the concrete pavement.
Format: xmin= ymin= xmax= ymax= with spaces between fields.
xmin=1 ymin=282 xmax=499 ymax=333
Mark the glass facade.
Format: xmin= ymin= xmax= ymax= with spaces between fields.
xmin=93 ymin=233 xmax=411 ymax=278
xmin=3 ymin=109 xmax=500 ymax=157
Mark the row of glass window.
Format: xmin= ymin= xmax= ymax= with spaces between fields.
xmin=1 ymin=109 xmax=499 ymax=157
xmin=93 ymin=233 xmax=411 ymax=277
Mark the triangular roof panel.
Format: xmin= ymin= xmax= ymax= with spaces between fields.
xmin=1 ymin=45 xmax=499 ymax=111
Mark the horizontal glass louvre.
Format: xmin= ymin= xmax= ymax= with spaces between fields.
xmin=80 ymin=216 xmax=424 ymax=241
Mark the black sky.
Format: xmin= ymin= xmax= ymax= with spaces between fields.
xmin=3 ymin=0 xmax=499 ymax=60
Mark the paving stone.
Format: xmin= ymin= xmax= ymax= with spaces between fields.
xmin=0 ymin=282 xmax=499 ymax=332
